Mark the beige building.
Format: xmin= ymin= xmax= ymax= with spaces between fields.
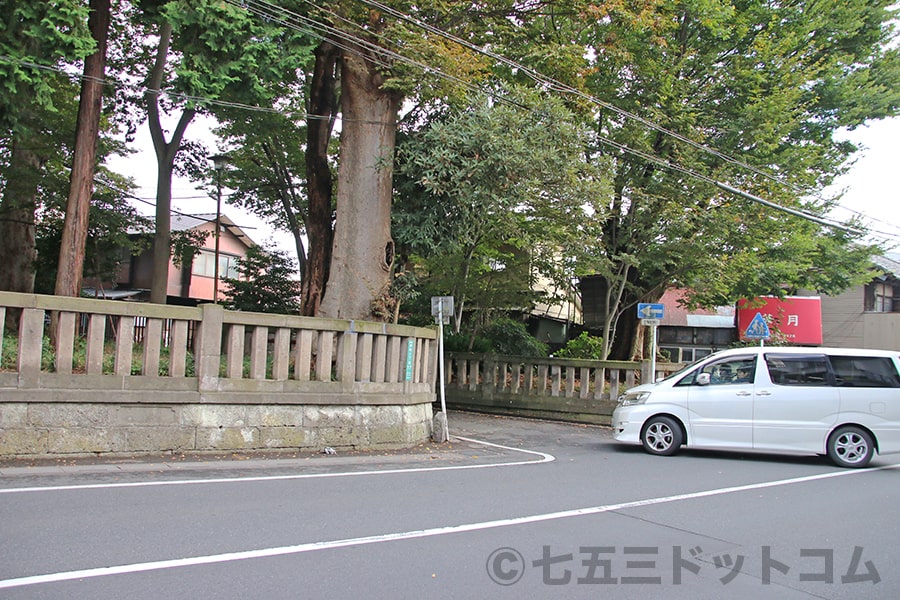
xmin=820 ymin=255 xmax=900 ymax=350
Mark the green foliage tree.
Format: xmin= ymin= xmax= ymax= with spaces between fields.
xmin=294 ymin=0 xmax=560 ymax=320
xmin=211 ymin=107 xmax=314 ymax=307
xmin=0 ymin=1 xmax=94 ymax=295
xmin=442 ymin=316 xmax=547 ymax=357
xmin=394 ymin=87 xmax=610 ymax=334
xmin=222 ymin=245 xmax=302 ymax=314
xmin=1 ymin=58 xmax=139 ymax=302
xmin=0 ymin=1 xmax=93 ymax=134
xmin=526 ymin=0 xmax=900 ymax=359
xmin=136 ymin=0 xmax=314 ymax=304
xmin=180 ymin=1 xmax=316 ymax=307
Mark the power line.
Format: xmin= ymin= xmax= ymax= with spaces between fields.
xmin=353 ymin=0 xmax=805 ymax=193
xmin=3 ymin=3 xmax=894 ymax=240
xmin=96 ymin=177 xmax=258 ymax=230
xmin=595 ymin=135 xmax=864 ymax=235
xmin=0 ymin=54 xmax=366 ymax=123
xmin=237 ymin=0 xmax=877 ymax=236
xmin=225 ymin=0 xmax=536 ymax=115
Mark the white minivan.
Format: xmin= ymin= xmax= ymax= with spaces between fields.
xmin=612 ymin=346 xmax=900 ymax=467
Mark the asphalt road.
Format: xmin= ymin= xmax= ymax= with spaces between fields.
xmin=1 ymin=411 xmax=897 ymax=599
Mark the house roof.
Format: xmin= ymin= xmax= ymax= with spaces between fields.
xmin=170 ymin=213 xmax=257 ymax=248
xmin=82 ymin=287 xmax=145 ymax=300
xmin=873 ymin=254 xmax=900 ymax=278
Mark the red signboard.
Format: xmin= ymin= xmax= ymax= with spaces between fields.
xmin=736 ymin=296 xmax=823 ymax=345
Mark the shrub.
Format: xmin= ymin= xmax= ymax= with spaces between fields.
xmin=483 ymin=318 xmax=548 ymax=357
xmin=555 ymin=332 xmax=604 ymax=360
xmin=443 ymin=331 xmax=492 ymax=353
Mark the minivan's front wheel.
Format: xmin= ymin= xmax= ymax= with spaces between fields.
xmin=827 ymin=426 xmax=875 ymax=468
xmin=641 ymin=416 xmax=683 ymax=456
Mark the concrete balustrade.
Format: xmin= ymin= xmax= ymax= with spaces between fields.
xmin=441 ymin=352 xmax=682 ymax=424
xmin=0 ymin=291 xmax=437 ymax=458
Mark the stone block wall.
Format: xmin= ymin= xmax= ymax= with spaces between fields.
xmin=0 ymin=401 xmax=434 ymax=457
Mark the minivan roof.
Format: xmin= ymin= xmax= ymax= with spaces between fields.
xmin=713 ymin=346 xmax=900 ymax=358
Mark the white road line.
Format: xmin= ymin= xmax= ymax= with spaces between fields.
xmin=1 ymin=462 xmax=897 ymax=590
xmin=0 ymin=436 xmax=554 ymax=495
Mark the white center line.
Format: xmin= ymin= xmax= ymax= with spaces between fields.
xmin=1 ymin=462 xmax=897 ymax=590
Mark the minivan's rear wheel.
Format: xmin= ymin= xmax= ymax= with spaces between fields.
xmin=827 ymin=426 xmax=875 ymax=468
xmin=641 ymin=416 xmax=683 ymax=456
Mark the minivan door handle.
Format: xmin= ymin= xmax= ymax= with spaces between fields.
xmin=736 ymin=391 xmax=752 ymax=397
xmin=756 ymin=390 xmax=772 ymax=396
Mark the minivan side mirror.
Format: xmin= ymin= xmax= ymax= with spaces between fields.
xmin=696 ymin=372 xmax=711 ymax=386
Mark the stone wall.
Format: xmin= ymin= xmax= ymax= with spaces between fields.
xmin=0 ymin=402 xmax=433 ymax=457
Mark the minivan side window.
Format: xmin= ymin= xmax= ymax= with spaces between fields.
xmin=764 ymin=354 xmax=830 ymax=386
xmin=676 ymin=356 xmax=756 ymax=386
xmin=829 ymin=356 xmax=900 ymax=388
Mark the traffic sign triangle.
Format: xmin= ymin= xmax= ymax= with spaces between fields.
xmin=744 ymin=312 xmax=771 ymax=339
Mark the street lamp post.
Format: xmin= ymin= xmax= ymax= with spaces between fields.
xmin=210 ymin=154 xmax=229 ymax=303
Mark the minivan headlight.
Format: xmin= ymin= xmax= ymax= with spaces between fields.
xmin=618 ymin=392 xmax=650 ymax=406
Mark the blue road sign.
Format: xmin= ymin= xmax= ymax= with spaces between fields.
xmin=744 ymin=312 xmax=771 ymax=339
xmin=637 ymin=303 xmax=665 ymax=319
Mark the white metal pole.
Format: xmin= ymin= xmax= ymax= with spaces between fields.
xmin=437 ymin=302 xmax=449 ymax=438
xmin=650 ymin=324 xmax=658 ymax=383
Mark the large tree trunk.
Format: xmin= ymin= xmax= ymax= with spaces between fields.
xmin=146 ymin=21 xmax=195 ymax=305
xmin=0 ymin=139 xmax=43 ymax=296
xmin=609 ymin=308 xmax=640 ymax=360
xmin=55 ymin=0 xmax=111 ymax=298
xmin=301 ymin=41 xmax=340 ymax=316
xmin=318 ymin=51 xmax=401 ymax=320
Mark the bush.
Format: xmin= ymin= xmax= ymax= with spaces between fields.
xmin=483 ymin=317 xmax=548 ymax=357
xmin=443 ymin=331 xmax=492 ymax=353
xmin=441 ymin=318 xmax=547 ymax=357
xmin=555 ymin=332 xmax=604 ymax=360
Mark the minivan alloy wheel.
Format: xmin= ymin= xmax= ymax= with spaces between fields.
xmin=827 ymin=426 xmax=875 ymax=468
xmin=641 ymin=416 xmax=683 ymax=456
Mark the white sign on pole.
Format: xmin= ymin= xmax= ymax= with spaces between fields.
xmin=431 ymin=296 xmax=454 ymax=324
xmin=637 ymin=304 xmax=664 ymax=383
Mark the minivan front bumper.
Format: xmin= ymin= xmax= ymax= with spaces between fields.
xmin=611 ymin=407 xmax=643 ymax=444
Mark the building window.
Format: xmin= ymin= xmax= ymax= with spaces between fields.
xmin=865 ymin=281 xmax=900 ymax=313
xmin=659 ymin=346 xmax=713 ymax=364
xmin=192 ymin=250 xmax=240 ymax=279
xmin=875 ymin=283 xmax=892 ymax=312
xmin=658 ymin=326 xmax=734 ymax=363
